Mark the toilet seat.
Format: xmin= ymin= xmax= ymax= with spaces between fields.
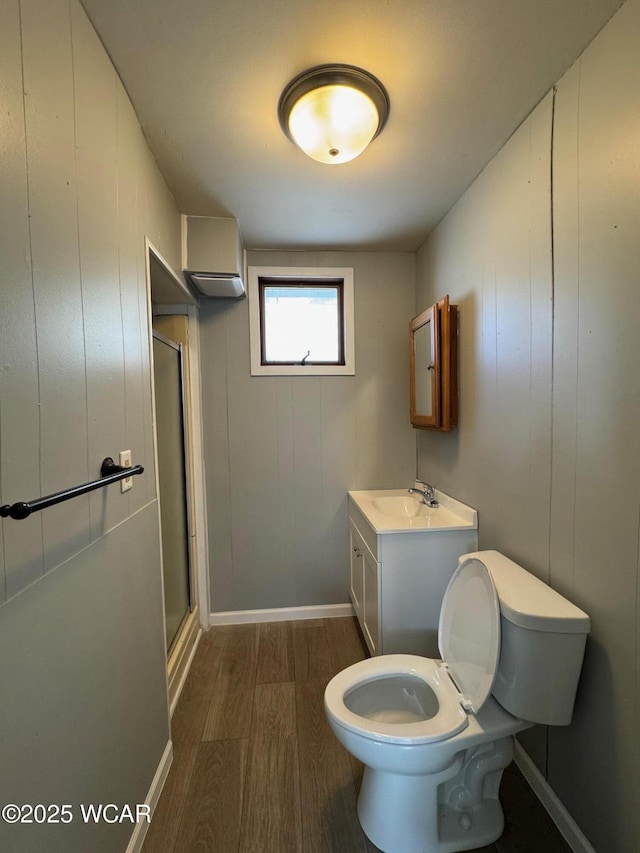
xmin=325 ymin=557 xmax=502 ymax=745
xmin=438 ymin=556 xmax=501 ymax=714
xmin=324 ymin=654 xmax=469 ymax=744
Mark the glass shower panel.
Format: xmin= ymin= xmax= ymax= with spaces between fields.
xmin=153 ymin=335 xmax=191 ymax=652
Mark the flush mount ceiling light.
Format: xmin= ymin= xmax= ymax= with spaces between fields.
xmin=277 ymin=64 xmax=390 ymax=165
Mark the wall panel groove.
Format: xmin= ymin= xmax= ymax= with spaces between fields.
xmin=0 ymin=0 xmax=45 ymax=600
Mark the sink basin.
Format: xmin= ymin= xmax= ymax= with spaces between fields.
xmin=349 ymin=488 xmax=477 ymax=534
xmin=371 ymin=495 xmax=433 ymax=519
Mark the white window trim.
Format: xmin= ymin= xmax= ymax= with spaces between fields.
xmin=248 ymin=266 xmax=355 ymax=376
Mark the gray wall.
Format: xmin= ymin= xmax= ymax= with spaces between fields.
xmin=0 ymin=0 xmax=181 ymax=849
xmin=416 ymin=1 xmax=640 ymax=850
xmin=201 ymin=250 xmax=416 ymax=613
xmin=416 ymin=93 xmax=553 ymax=576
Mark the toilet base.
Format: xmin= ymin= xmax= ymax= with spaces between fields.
xmin=436 ymin=799 xmax=503 ymax=852
xmin=357 ymin=737 xmax=514 ymax=853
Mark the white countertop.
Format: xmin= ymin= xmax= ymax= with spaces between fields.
xmin=349 ymin=488 xmax=478 ymax=534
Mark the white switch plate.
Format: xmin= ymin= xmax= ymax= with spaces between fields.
xmin=119 ymin=450 xmax=132 ymax=493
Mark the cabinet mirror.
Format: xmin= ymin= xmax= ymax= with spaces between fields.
xmin=409 ymin=295 xmax=458 ymax=431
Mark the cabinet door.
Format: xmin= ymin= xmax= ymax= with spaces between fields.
xmin=409 ymin=295 xmax=458 ymax=432
xmin=349 ymin=522 xmax=364 ymax=619
xmin=362 ymin=546 xmax=381 ymax=655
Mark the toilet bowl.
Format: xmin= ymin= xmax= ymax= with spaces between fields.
xmin=324 ymin=550 xmax=590 ymax=853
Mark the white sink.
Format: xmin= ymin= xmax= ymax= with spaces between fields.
xmin=371 ymin=495 xmax=434 ymax=519
xmin=349 ymin=488 xmax=477 ymax=534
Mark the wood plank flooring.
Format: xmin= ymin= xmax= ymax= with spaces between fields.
xmin=143 ymin=616 xmax=572 ymax=853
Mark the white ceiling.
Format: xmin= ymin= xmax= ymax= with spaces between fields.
xmin=80 ymin=0 xmax=623 ymax=252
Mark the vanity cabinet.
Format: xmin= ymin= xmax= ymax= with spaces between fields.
xmin=348 ymin=494 xmax=478 ymax=658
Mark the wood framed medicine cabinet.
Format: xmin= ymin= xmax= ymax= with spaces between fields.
xmin=409 ymin=295 xmax=458 ymax=431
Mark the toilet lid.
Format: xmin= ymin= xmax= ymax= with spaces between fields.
xmin=438 ymin=557 xmax=501 ymax=714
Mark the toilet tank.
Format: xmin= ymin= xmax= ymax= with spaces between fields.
xmin=458 ymin=551 xmax=590 ymax=726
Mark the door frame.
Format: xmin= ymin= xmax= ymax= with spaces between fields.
xmin=144 ymin=239 xmax=210 ymax=711
xmin=152 ymin=329 xmax=195 ymax=629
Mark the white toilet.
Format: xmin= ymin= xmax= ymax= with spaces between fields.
xmin=324 ymin=550 xmax=590 ymax=853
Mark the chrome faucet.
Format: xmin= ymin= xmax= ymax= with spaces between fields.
xmin=408 ymin=483 xmax=439 ymax=508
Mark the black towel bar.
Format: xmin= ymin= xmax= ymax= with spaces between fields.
xmin=0 ymin=457 xmax=144 ymax=520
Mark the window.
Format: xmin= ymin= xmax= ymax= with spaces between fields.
xmin=248 ymin=267 xmax=355 ymax=376
xmin=260 ymin=279 xmax=344 ymax=365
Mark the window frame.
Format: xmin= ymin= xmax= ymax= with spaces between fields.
xmin=258 ymin=277 xmax=345 ymax=367
xmin=248 ymin=266 xmax=355 ymax=376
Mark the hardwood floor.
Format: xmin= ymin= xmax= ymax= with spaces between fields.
xmin=143 ymin=617 xmax=571 ymax=853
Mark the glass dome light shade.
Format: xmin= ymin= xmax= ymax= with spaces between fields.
xmin=278 ymin=64 xmax=389 ymax=165
xmin=288 ymin=84 xmax=379 ymax=165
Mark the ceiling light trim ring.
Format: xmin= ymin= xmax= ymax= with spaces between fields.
xmin=277 ymin=63 xmax=390 ymax=146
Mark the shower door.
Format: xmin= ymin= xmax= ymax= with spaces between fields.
xmin=153 ymin=331 xmax=192 ymax=653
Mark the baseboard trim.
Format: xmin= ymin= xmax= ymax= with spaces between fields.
xmin=168 ymin=613 xmax=201 ymax=717
xmin=209 ymin=602 xmax=354 ymax=625
xmin=126 ymin=739 xmax=173 ymax=853
xmin=514 ymin=741 xmax=595 ymax=853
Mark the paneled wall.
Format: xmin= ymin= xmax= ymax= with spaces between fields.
xmin=416 ymin=93 xmax=554 ymax=574
xmin=0 ymin=1 xmax=180 ymax=849
xmin=200 ymin=250 xmax=416 ymax=613
xmin=416 ymin=92 xmax=554 ymax=771
xmin=416 ymin=1 xmax=640 ymax=849
xmin=548 ymin=3 xmax=640 ymax=850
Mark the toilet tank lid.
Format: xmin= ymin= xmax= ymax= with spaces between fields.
xmin=457 ymin=551 xmax=590 ymax=634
